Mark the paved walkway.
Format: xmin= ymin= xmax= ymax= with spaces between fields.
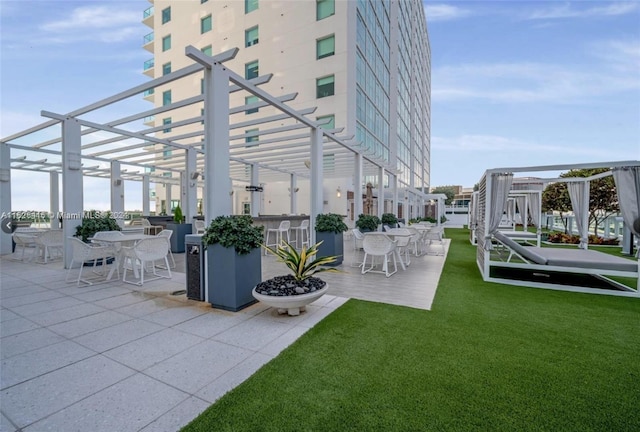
xmin=0 ymin=237 xmax=449 ymax=432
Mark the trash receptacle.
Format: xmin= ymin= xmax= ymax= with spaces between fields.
xmin=185 ymin=234 xmax=205 ymax=301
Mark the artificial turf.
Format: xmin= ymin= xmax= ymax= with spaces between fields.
xmin=182 ymin=228 xmax=640 ymax=432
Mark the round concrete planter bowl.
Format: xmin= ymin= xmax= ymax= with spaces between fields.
xmin=252 ymin=284 xmax=329 ymax=316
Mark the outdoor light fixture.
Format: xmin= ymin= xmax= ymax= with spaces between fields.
xmin=67 ymin=152 xmax=81 ymax=170
xmin=190 ymin=172 xmax=201 ymax=180
xmin=0 ymin=168 xmax=9 ymax=182
xmin=113 ymin=178 xmax=123 ymax=187
xmin=336 ymin=187 xmax=342 ymax=198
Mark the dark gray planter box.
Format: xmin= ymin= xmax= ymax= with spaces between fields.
xmin=206 ymin=244 xmax=261 ymax=312
xmin=167 ymin=223 xmax=192 ymax=253
xmin=315 ymin=231 xmax=343 ymax=266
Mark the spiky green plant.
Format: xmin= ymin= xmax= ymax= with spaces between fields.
xmin=263 ymin=241 xmax=342 ymax=281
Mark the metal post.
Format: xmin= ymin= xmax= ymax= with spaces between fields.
xmin=251 ymin=164 xmax=260 ymax=217
xmin=289 ymin=173 xmax=297 ymax=215
xmin=50 ymin=171 xmax=60 ymax=229
xmin=377 ymin=166 xmax=384 ymax=223
xmin=309 ymin=127 xmax=323 ymax=245
xmin=62 ymin=118 xmax=83 ymax=268
xmin=142 ymin=174 xmax=150 ymax=216
xmin=354 ymin=153 xmax=363 ymax=220
xmin=110 ymin=161 xmax=124 ymax=227
xmin=392 ymin=175 xmax=398 ymax=218
xmin=165 ymin=181 xmax=171 ymax=215
xmin=185 ymin=148 xmax=197 ymax=222
xmin=0 ymin=143 xmax=11 ymax=255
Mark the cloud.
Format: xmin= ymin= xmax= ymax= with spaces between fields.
xmin=41 ymin=6 xmax=139 ymax=31
xmin=527 ymin=2 xmax=639 ymax=20
xmin=424 ymin=4 xmax=471 ymax=22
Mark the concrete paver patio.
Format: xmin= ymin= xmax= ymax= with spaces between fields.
xmin=0 ymin=237 xmax=449 ymax=431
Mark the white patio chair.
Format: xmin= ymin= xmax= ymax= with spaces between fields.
xmin=264 ymin=220 xmax=291 ymax=255
xmin=290 ymin=220 xmax=310 ymax=249
xmin=156 ymin=229 xmax=175 ymax=268
xmin=361 ymin=233 xmax=398 ymax=277
xmin=350 ymin=228 xmax=366 ymax=268
xmin=194 ymin=219 xmax=206 ymax=234
xmin=121 ymin=237 xmax=172 ymax=286
xmin=140 ymin=218 xmax=162 ymax=235
xmin=65 ymin=237 xmax=113 ymax=286
xmin=11 ymin=232 xmax=37 ymax=261
xmin=397 ymin=221 xmax=405 ymax=227
xmin=404 ymin=226 xmax=423 ymax=256
xmin=423 ymin=226 xmax=446 ymax=255
xmin=34 ymin=229 xmax=64 ymax=264
xmin=387 ymin=228 xmax=412 ymax=267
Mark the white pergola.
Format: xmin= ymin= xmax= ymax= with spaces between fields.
xmin=0 ymin=46 xmax=429 ymax=266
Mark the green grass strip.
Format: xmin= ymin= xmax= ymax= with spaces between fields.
xmin=183 ymin=229 xmax=640 ymax=432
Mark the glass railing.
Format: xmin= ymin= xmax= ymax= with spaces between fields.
xmin=143 ymin=32 xmax=154 ymax=45
xmin=143 ymin=58 xmax=154 ymax=71
xmin=143 ymin=115 xmax=155 ymax=124
xmin=143 ymin=88 xmax=155 ymax=97
xmin=143 ymin=6 xmax=154 ymax=19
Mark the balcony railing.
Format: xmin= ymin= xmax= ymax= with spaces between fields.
xmin=143 ymin=58 xmax=154 ymax=71
xmin=143 ymin=6 xmax=154 ymax=19
xmin=143 ymin=88 xmax=155 ymax=97
xmin=143 ymin=32 xmax=154 ymax=45
xmin=143 ymin=115 xmax=155 ymax=124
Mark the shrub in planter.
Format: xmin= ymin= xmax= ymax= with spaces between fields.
xmin=381 ymin=213 xmax=398 ymax=227
xmin=173 ymin=205 xmax=184 ymax=223
xmin=315 ymin=213 xmax=348 ymax=234
xmin=315 ymin=213 xmax=348 ymax=266
xmin=355 ymin=214 xmax=381 ymax=232
xmin=75 ymin=211 xmax=121 ymax=242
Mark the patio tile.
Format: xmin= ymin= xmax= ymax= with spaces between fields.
xmin=140 ymin=304 xmax=208 ymax=327
xmin=139 ymin=396 xmax=210 ymax=432
xmin=93 ymin=292 xmax=154 ymax=310
xmin=144 ymin=340 xmax=252 ymax=394
xmin=48 ymin=310 xmax=132 ymax=339
xmin=73 ymin=319 xmax=165 ymax=353
xmin=0 ymin=317 xmax=41 ymax=338
xmin=70 ymin=286 xmax=132 ymax=302
xmin=258 ymin=325 xmax=310 ymax=357
xmin=24 ymin=374 xmax=189 ymax=432
xmin=0 ymin=284 xmax=49 ymax=299
xmin=1 ymin=355 xmax=135 ymax=429
xmin=211 ymin=316 xmax=294 ymax=351
xmin=103 ymin=328 xmax=204 ymax=371
xmin=9 ymin=296 xmax=85 ymax=317
xmin=0 ymin=328 xmax=65 ymax=359
xmin=0 ymin=309 xmax=19 ymax=322
xmin=196 ymin=352 xmax=273 ymax=403
xmin=27 ymin=303 xmax=106 ymax=327
xmin=173 ymin=310 xmax=246 ymax=339
xmin=1 ymin=412 xmax=17 ymax=432
xmin=1 ymin=340 xmax=95 ymax=389
xmin=114 ymin=297 xmax=187 ymax=318
xmin=0 ymin=290 xmax=62 ymax=308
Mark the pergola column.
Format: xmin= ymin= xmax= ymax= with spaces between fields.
xmin=50 ymin=171 xmax=60 ymax=229
xmin=377 ymin=166 xmax=384 ymax=222
xmin=203 ymin=63 xmax=231 ymax=223
xmin=142 ymin=174 xmax=150 ymax=216
xmin=184 ymin=148 xmax=197 ymax=222
xmin=0 ymin=143 xmax=11 ymax=255
xmin=110 ymin=161 xmax=124 ymax=227
xmin=392 ymin=175 xmax=398 ymax=218
xmin=62 ymin=118 xmax=83 ymax=268
xmin=354 ymin=153 xmax=363 ymax=221
xmin=289 ymin=173 xmax=297 ymax=215
xmin=251 ymin=164 xmax=260 ymax=217
xmin=309 ymin=127 xmax=323 ymax=244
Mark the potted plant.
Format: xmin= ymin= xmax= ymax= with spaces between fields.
xmin=355 ymin=214 xmax=381 ymax=232
xmin=381 ymin=213 xmax=398 ymax=228
xmin=167 ymin=204 xmax=192 ymax=253
xmin=254 ymin=241 xmax=341 ymax=316
xmin=75 ymin=211 xmax=121 ymax=242
xmin=314 ymin=213 xmax=348 ymax=266
xmin=202 ymin=215 xmax=264 ymax=311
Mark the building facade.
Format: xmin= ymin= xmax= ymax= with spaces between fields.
xmin=142 ymin=0 xmax=430 ymax=217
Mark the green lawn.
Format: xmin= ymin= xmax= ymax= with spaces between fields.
xmin=183 ymin=229 xmax=640 ymax=432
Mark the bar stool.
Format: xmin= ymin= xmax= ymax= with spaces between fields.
xmin=264 ymin=220 xmax=291 ymax=254
xmin=291 ymin=220 xmax=310 ymax=249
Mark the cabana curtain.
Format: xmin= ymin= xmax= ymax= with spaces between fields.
xmin=515 ymin=196 xmax=526 ymax=226
xmin=485 ymin=173 xmax=514 ymax=249
xmin=612 ymin=167 xmax=640 ymax=247
xmin=527 ymin=192 xmax=541 ymax=229
xmin=567 ymin=181 xmax=589 ymax=249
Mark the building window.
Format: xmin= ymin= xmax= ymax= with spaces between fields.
xmin=316 ymin=75 xmax=334 ymax=98
xmin=163 ymin=145 xmax=172 ymax=160
xmin=162 ymin=35 xmax=171 ymax=52
xmin=162 ymin=62 xmax=171 ymax=76
xmin=316 ymin=0 xmax=334 ymax=20
xmin=245 ymin=60 xmax=259 ymax=79
xmin=161 ymin=7 xmax=171 ymax=24
xmin=162 ymin=117 xmax=172 ymax=133
xmin=201 ymin=45 xmax=212 ymax=56
xmin=201 ymin=15 xmax=212 ymax=34
xmin=316 ymin=34 xmax=335 ymax=59
xmin=162 ymin=90 xmax=172 ymax=106
xmin=317 ymin=114 xmax=335 ymax=130
xmin=245 ymin=128 xmax=259 ymax=147
xmin=201 ymin=0 xmax=208 ymax=3
xmin=245 ymin=0 xmax=258 ymax=14
xmin=245 ymin=26 xmax=259 ymax=47
xmin=245 ymin=95 xmax=259 ymax=114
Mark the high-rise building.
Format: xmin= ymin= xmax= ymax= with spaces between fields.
xmin=142 ymin=0 xmax=430 ymax=218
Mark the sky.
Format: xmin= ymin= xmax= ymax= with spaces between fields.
xmin=1 ymin=0 xmax=639 ymax=211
